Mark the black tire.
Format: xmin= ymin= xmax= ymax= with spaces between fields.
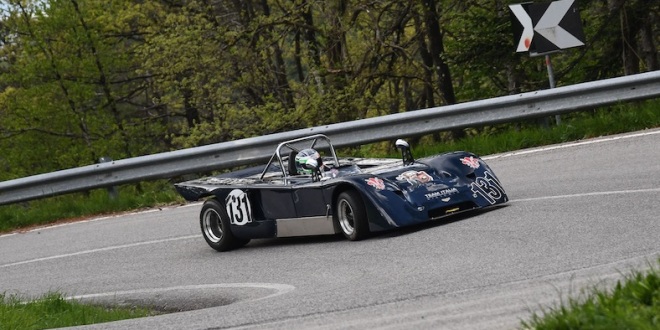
xmin=335 ymin=190 xmax=370 ymax=241
xmin=200 ymin=199 xmax=249 ymax=251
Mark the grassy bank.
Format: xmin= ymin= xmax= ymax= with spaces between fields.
xmin=0 ymin=292 xmax=153 ymax=330
xmin=428 ymin=99 xmax=660 ymax=157
xmin=0 ymin=181 xmax=183 ymax=233
xmin=521 ymin=260 xmax=660 ymax=329
xmin=1 ymin=99 xmax=658 ymax=234
xmin=366 ymin=99 xmax=660 ymax=158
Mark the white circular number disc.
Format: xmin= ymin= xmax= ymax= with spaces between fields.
xmin=225 ymin=189 xmax=252 ymax=225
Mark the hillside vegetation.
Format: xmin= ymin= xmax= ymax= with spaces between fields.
xmin=0 ymin=0 xmax=657 ymax=182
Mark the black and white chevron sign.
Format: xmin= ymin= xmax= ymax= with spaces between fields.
xmin=509 ymin=0 xmax=585 ymax=55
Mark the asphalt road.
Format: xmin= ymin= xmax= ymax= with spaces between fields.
xmin=1 ymin=129 xmax=659 ymax=330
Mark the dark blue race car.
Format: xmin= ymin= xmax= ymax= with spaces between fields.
xmin=175 ymin=134 xmax=508 ymax=251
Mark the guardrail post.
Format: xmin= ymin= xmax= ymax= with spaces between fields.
xmin=98 ymin=156 xmax=118 ymax=200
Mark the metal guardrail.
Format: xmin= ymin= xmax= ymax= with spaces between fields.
xmin=1 ymin=70 xmax=659 ymax=205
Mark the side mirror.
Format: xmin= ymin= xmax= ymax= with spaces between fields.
xmin=395 ymin=139 xmax=414 ymax=166
xmin=395 ymin=139 xmax=409 ymax=149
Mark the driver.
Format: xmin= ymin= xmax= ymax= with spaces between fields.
xmin=294 ymin=148 xmax=322 ymax=175
xmin=294 ymin=148 xmax=338 ymax=180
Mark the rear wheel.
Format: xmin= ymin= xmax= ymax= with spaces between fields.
xmin=200 ymin=199 xmax=249 ymax=251
xmin=336 ymin=190 xmax=370 ymax=241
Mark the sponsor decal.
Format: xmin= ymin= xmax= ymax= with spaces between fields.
xmin=396 ymin=171 xmax=432 ymax=185
xmin=424 ymin=187 xmax=459 ymax=200
xmin=225 ymin=189 xmax=253 ymax=225
xmin=470 ymin=171 xmax=505 ymax=205
xmin=460 ymin=156 xmax=481 ymax=169
xmin=365 ymin=177 xmax=385 ymax=190
xmin=425 ymin=183 xmax=451 ymax=192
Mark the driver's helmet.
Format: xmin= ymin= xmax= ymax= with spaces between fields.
xmin=295 ymin=148 xmax=321 ymax=174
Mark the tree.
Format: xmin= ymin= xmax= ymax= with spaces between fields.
xmin=0 ymin=0 xmax=166 ymax=179
xmin=1 ymin=0 xmax=656 ymax=179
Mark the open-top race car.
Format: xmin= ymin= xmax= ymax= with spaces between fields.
xmin=175 ymin=134 xmax=508 ymax=251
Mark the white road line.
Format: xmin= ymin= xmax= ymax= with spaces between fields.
xmin=69 ymin=283 xmax=296 ymax=304
xmin=0 ymin=235 xmax=198 ymax=269
xmin=511 ymin=187 xmax=660 ymax=203
xmin=483 ymin=129 xmax=660 ymax=160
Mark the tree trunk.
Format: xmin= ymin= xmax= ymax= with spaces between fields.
xmin=325 ymin=0 xmax=348 ymax=90
xmin=421 ymin=0 xmax=462 ymax=140
xmin=260 ymin=0 xmax=295 ymax=110
xmin=300 ymin=0 xmax=324 ymax=93
xmin=294 ymin=31 xmax=305 ymax=82
xmin=620 ymin=9 xmax=640 ymax=75
xmin=639 ymin=6 xmax=658 ymax=71
xmin=414 ymin=12 xmax=435 ymax=110
xmin=16 ymin=2 xmax=97 ymax=161
xmin=71 ymin=0 xmax=134 ymax=158
xmin=182 ymin=88 xmax=200 ymax=128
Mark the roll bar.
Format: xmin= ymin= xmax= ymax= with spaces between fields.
xmin=259 ymin=134 xmax=339 ymax=181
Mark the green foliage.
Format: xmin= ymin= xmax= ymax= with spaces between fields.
xmin=0 ymin=0 xmax=657 ymax=180
xmin=0 ymin=291 xmax=153 ymax=329
xmin=0 ymin=0 xmax=169 ymax=179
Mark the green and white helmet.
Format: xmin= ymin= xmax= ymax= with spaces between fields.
xmin=295 ymin=148 xmax=321 ymax=174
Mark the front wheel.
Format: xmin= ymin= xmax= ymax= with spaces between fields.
xmin=336 ymin=190 xmax=370 ymax=241
xmin=200 ymin=199 xmax=249 ymax=252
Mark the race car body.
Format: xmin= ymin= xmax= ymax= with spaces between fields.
xmin=175 ymin=134 xmax=508 ymax=251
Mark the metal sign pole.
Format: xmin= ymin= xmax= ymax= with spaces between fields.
xmin=510 ymin=0 xmax=587 ymax=127
xmin=545 ymin=54 xmax=561 ymax=125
